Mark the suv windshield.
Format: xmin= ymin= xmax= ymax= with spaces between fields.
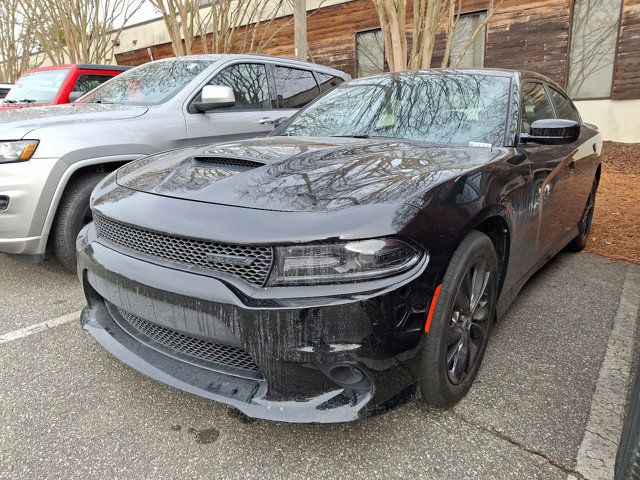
xmin=280 ymin=73 xmax=512 ymax=146
xmin=4 ymin=69 xmax=70 ymax=104
xmin=79 ymin=59 xmax=213 ymax=106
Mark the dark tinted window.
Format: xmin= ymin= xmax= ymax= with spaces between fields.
xmin=521 ymin=82 xmax=555 ymax=134
xmin=210 ymin=63 xmax=270 ymax=110
xmin=316 ymin=73 xmax=344 ymax=93
xmin=0 ymin=88 xmax=10 ymax=99
xmin=74 ymin=74 xmax=112 ymax=93
xmin=273 ymin=66 xmax=319 ymax=109
xmin=548 ymin=87 xmax=581 ymax=123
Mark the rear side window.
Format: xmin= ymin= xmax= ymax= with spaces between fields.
xmin=548 ymin=87 xmax=581 ymax=123
xmin=74 ymin=74 xmax=113 ymax=93
xmin=316 ymin=73 xmax=344 ymax=93
xmin=210 ymin=63 xmax=271 ymax=110
xmin=521 ymin=82 xmax=555 ymax=134
xmin=273 ymin=66 xmax=319 ymax=109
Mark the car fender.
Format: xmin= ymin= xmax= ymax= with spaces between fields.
xmin=36 ymin=154 xmax=146 ymax=253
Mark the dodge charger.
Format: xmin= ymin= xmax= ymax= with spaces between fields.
xmin=77 ymin=69 xmax=602 ymax=423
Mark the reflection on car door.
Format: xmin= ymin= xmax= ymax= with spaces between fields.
xmin=519 ymin=81 xmax=578 ymax=258
xmin=185 ymin=62 xmax=277 ymax=146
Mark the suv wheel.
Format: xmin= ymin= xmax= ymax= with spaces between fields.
xmin=52 ymin=173 xmax=105 ymax=272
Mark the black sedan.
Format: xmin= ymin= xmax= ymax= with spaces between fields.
xmin=77 ymin=69 xmax=602 ymax=423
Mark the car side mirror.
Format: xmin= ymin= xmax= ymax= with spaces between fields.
xmin=194 ymin=85 xmax=236 ymax=112
xmin=520 ymin=119 xmax=580 ymax=145
xmin=68 ymin=91 xmax=86 ymax=102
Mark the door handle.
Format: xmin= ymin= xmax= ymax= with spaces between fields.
xmin=259 ymin=116 xmax=288 ymax=127
xmin=568 ymin=160 xmax=576 ymax=171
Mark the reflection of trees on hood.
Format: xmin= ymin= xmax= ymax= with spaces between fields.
xmin=233 ymin=143 xmax=478 ymax=211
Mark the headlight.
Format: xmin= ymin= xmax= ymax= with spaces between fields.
xmin=267 ymin=238 xmax=422 ymax=286
xmin=0 ymin=140 xmax=39 ymax=163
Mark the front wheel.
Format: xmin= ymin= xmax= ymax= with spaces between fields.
xmin=420 ymin=230 xmax=498 ymax=408
xmin=52 ymin=173 xmax=105 ymax=272
xmin=567 ymin=178 xmax=597 ymax=252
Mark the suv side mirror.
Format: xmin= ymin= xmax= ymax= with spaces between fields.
xmin=520 ymin=119 xmax=580 ymax=145
xmin=68 ymin=91 xmax=86 ymax=102
xmin=194 ymin=85 xmax=236 ymax=112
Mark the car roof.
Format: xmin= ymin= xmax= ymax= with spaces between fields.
xmin=356 ymin=68 xmax=562 ymax=90
xmin=23 ymin=64 xmax=130 ymax=73
xmin=146 ymin=54 xmax=350 ymax=79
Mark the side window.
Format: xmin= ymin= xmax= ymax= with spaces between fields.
xmin=273 ymin=66 xmax=319 ymax=109
xmin=316 ymin=73 xmax=343 ymax=93
xmin=74 ymin=74 xmax=113 ymax=93
xmin=209 ymin=63 xmax=270 ymax=110
xmin=520 ymin=82 xmax=555 ymax=134
xmin=548 ymin=87 xmax=581 ymax=123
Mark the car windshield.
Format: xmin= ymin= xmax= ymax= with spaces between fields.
xmin=280 ymin=73 xmax=512 ymax=146
xmin=4 ymin=69 xmax=69 ymax=104
xmin=79 ymin=59 xmax=213 ymax=106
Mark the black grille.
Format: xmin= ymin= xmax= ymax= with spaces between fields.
xmin=192 ymin=156 xmax=265 ymax=171
xmin=93 ymin=214 xmax=273 ymax=286
xmin=116 ymin=308 xmax=261 ymax=375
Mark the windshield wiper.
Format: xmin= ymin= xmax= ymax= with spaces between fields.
xmin=2 ymin=99 xmax=17 ymax=104
xmin=329 ymin=133 xmax=370 ymax=139
xmin=17 ymin=99 xmax=36 ymax=103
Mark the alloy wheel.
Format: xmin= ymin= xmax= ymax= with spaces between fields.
xmin=446 ymin=259 xmax=492 ymax=385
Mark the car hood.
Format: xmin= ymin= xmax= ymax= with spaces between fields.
xmin=116 ymin=136 xmax=503 ymax=213
xmin=0 ymin=103 xmax=148 ymax=139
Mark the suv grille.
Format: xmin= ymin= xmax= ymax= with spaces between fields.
xmin=93 ymin=214 xmax=273 ymax=286
xmin=115 ymin=308 xmax=262 ymax=376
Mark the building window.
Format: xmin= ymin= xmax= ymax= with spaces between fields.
xmin=356 ymin=29 xmax=384 ymax=77
xmin=568 ymin=0 xmax=622 ymax=98
xmin=449 ymin=12 xmax=486 ymax=68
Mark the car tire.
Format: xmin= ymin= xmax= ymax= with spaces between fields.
xmin=615 ymin=371 xmax=640 ymax=479
xmin=52 ymin=173 xmax=105 ymax=272
xmin=420 ymin=230 xmax=498 ymax=408
xmin=567 ymin=178 xmax=598 ymax=252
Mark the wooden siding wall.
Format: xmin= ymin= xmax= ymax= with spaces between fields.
xmin=613 ymin=0 xmax=640 ymax=99
xmin=115 ymin=0 xmax=640 ymax=99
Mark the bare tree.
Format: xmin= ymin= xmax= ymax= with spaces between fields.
xmin=200 ymin=0 xmax=293 ymax=55
xmin=20 ymin=0 xmax=142 ymax=64
xmin=372 ymin=0 xmax=502 ymax=72
xmin=293 ymin=0 xmax=307 ymax=60
xmin=0 ymin=0 xmax=41 ymax=82
xmin=151 ymin=0 xmax=293 ymax=57
xmin=150 ymin=0 xmax=200 ymax=56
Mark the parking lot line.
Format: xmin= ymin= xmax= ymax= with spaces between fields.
xmin=0 ymin=310 xmax=81 ymax=345
xmin=573 ymin=265 xmax=640 ymax=480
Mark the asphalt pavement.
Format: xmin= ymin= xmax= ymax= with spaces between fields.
xmin=0 ymin=252 xmax=638 ymax=480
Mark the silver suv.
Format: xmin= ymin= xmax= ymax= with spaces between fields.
xmin=0 ymin=55 xmax=348 ymax=270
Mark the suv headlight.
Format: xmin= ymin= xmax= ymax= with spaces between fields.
xmin=267 ymin=238 xmax=422 ymax=286
xmin=0 ymin=140 xmax=39 ymax=163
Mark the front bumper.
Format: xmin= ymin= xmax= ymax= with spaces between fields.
xmin=77 ymin=223 xmax=433 ymax=423
xmin=0 ymin=157 xmax=62 ymax=256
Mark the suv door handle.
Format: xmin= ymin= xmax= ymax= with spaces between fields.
xmin=259 ymin=116 xmax=288 ymax=127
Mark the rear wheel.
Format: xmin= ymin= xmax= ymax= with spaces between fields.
xmin=567 ymin=178 xmax=597 ymax=252
xmin=52 ymin=173 xmax=105 ymax=272
xmin=420 ymin=231 xmax=498 ymax=408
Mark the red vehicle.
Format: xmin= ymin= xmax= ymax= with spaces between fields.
xmin=0 ymin=64 xmax=129 ymax=110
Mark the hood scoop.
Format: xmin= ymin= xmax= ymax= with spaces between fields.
xmin=191 ymin=156 xmax=265 ymax=172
